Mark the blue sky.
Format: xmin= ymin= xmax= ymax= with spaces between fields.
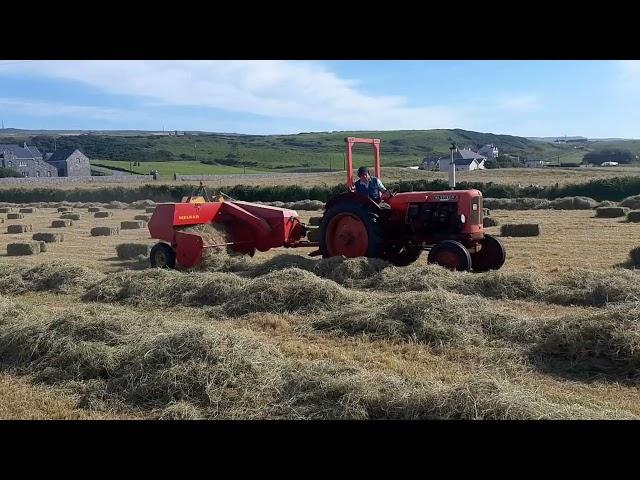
xmin=0 ymin=60 xmax=638 ymax=138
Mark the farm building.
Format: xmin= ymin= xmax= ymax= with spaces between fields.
xmin=44 ymin=149 xmax=92 ymax=177
xmin=0 ymin=143 xmax=58 ymax=177
xmin=477 ymin=144 xmax=499 ymax=159
xmin=420 ymin=148 xmax=487 ymax=171
xmin=0 ymin=143 xmax=92 ymax=177
xmin=525 ymin=159 xmax=547 ymax=168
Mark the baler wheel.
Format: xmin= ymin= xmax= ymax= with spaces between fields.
xmin=428 ymin=240 xmax=471 ymax=271
xmin=320 ymin=202 xmax=383 ymax=258
xmin=150 ymin=242 xmax=176 ymax=269
xmin=470 ymin=234 xmax=506 ymax=272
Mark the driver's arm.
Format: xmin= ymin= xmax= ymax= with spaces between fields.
xmin=377 ymin=178 xmax=387 ymax=192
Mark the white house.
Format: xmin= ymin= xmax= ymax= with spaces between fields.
xmin=437 ymin=148 xmax=487 ymax=171
xmin=601 ymin=161 xmax=619 ymax=167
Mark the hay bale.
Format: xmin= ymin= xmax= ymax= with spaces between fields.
xmin=620 ymin=195 xmax=640 ymax=209
xmin=91 ymin=226 xmax=119 ymax=236
xmin=308 ymin=216 xmax=323 ymax=227
xmin=88 ymin=207 xmax=102 ymax=213
xmin=60 ymin=213 xmax=81 ymax=221
xmin=7 ymin=213 xmax=24 ymax=220
xmin=145 ymin=207 xmax=156 ymax=214
xmin=32 ymin=232 xmax=64 ymax=243
xmin=7 ymin=224 xmax=32 ymax=234
xmin=130 ymin=199 xmax=156 ymax=209
xmin=121 ymin=220 xmax=146 ymax=230
xmin=597 ymin=200 xmax=618 ymax=208
xmin=627 ymin=211 xmax=640 ymax=223
xmin=134 ymin=214 xmax=151 ymax=222
xmin=629 ymin=247 xmax=640 ymax=267
xmin=483 ymin=217 xmax=499 ymax=228
xmin=51 ymin=219 xmax=73 ymax=228
xmin=0 ymin=207 xmax=14 ymax=213
xmin=116 ymin=243 xmax=151 ymax=259
xmin=94 ymin=211 xmax=113 ymax=218
xmin=595 ymin=207 xmax=630 ymax=218
xmin=57 ymin=207 xmax=73 ymax=213
xmin=500 ymin=224 xmax=540 ymax=237
xmin=7 ymin=242 xmax=40 ymax=256
xmin=19 ymin=208 xmax=35 ymax=214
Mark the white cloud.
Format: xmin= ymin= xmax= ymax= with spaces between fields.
xmin=0 ymin=60 xmax=468 ymax=131
xmin=0 ymin=96 xmax=145 ymax=122
xmin=496 ymin=94 xmax=541 ymax=112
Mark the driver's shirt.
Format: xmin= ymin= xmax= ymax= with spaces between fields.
xmin=354 ymin=177 xmax=386 ymax=202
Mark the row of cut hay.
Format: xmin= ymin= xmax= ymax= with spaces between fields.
xmin=256 ymin=199 xmax=325 ymax=210
xmin=0 ymin=262 xmax=105 ymax=294
xmin=483 ymin=197 xmax=613 ymax=211
xmin=195 ymin=250 xmax=640 ymax=308
xmin=0 ymin=296 xmax=629 ymax=419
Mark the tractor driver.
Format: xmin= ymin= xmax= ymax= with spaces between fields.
xmin=354 ymin=166 xmax=391 ymax=203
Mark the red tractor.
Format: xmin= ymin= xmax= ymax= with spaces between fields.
xmin=146 ymin=137 xmax=505 ymax=272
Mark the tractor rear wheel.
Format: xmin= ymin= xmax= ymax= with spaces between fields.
xmin=428 ymin=240 xmax=471 ymax=271
xmin=319 ymin=202 xmax=384 ymax=258
xmin=150 ymin=242 xmax=176 ymax=269
xmin=470 ymin=234 xmax=506 ymax=272
xmin=385 ymin=244 xmax=422 ymax=266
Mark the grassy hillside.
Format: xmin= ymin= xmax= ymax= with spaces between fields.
xmin=0 ymin=129 xmax=586 ymax=173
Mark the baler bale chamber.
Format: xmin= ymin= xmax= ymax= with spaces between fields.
xmin=147 ymin=197 xmax=315 ymax=269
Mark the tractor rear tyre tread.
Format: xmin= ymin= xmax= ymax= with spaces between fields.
xmin=150 ymin=242 xmax=176 ymax=269
xmin=319 ymin=201 xmax=384 ymax=258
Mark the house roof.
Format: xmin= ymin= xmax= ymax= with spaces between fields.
xmin=0 ymin=144 xmax=41 ymax=159
xmin=45 ymin=148 xmax=79 ymax=163
xmin=436 ymin=149 xmax=486 ymax=166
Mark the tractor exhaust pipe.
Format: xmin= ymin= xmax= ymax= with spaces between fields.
xmin=448 ymin=143 xmax=457 ymax=188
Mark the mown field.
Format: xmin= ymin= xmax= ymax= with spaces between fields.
xmin=1 ymin=201 xmax=640 ymax=419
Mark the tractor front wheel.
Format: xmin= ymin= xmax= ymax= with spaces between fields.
xmin=470 ymin=234 xmax=506 ymax=272
xmin=150 ymin=242 xmax=176 ymax=269
xmin=428 ymin=240 xmax=471 ymax=271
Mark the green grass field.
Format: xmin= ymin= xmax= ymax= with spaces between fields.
xmin=92 ymin=160 xmax=266 ymax=177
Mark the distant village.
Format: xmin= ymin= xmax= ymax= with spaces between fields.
xmin=0 ymin=143 xmax=91 ymax=177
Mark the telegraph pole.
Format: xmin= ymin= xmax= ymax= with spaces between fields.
xmin=449 ymin=143 xmax=457 ymax=188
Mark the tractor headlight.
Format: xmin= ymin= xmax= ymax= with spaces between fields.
xmin=460 ymin=214 xmax=466 ymax=224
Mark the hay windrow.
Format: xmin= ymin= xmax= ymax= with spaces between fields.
xmin=223 ymin=268 xmax=354 ymax=316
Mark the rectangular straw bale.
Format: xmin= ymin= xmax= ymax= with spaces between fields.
xmin=7 ymin=242 xmax=40 ymax=256
xmin=94 ymin=211 xmax=113 ymax=218
xmin=91 ymin=226 xmax=119 ymax=236
xmin=7 ymin=224 xmax=32 ymax=233
xmin=32 ymin=232 xmax=64 ymax=243
xmin=500 ymin=224 xmax=540 ymax=237
xmin=7 ymin=213 xmax=24 ymax=220
xmin=121 ymin=220 xmax=146 ymax=230
xmin=51 ymin=219 xmax=73 ymax=228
